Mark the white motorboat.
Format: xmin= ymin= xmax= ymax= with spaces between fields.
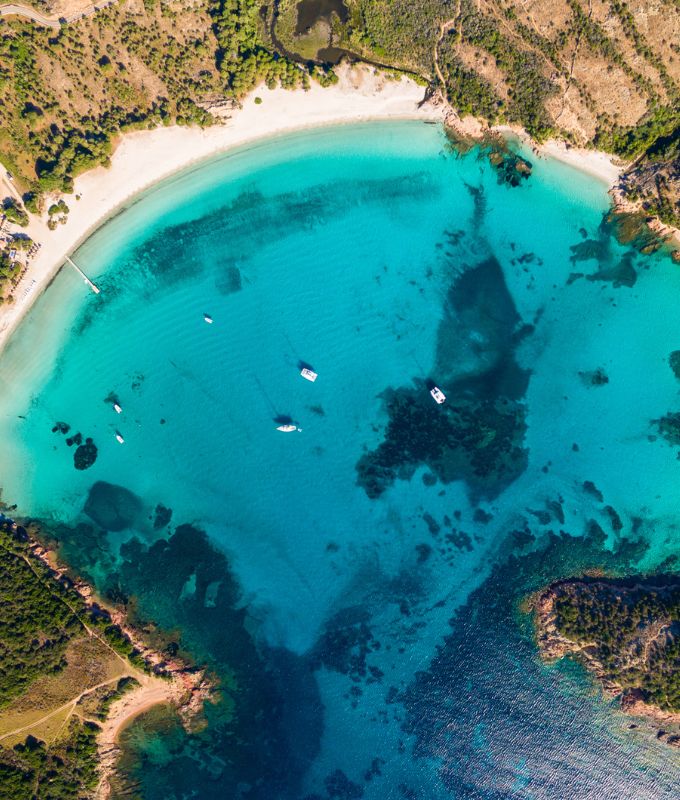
xmin=430 ymin=386 xmax=446 ymax=404
xmin=300 ymin=368 xmax=318 ymax=382
xmin=204 ymin=314 xmax=213 ymax=324
xmin=115 ymin=432 xmax=125 ymax=443
xmin=113 ymin=403 xmax=122 ymax=414
xmin=276 ymin=424 xmax=301 ymax=432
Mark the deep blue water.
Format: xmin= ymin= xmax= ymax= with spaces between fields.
xmin=1 ymin=121 xmax=680 ymax=798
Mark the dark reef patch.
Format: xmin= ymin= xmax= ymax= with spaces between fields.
xmin=586 ymin=253 xmax=637 ymax=288
xmin=654 ymin=411 xmax=680 ymax=446
xmin=84 ymin=481 xmax=143 ymax=531
xmin=153 ymin=503 xmax=173 ymax=530
xmin=578 ymin=367 xmax=609 ymax=387
xmin=355 ymin=388 xmax=527 ymax=500
xmin=311 ymin=606 xmax=377 ymax=682
xmin=582 ymin=480 xmax=604 ymax=502
xmin=357 ymin=256 xmax=529 ymax=500
xmin=486 ymin=148 xmax=532 ymax=187
xmin=73 ymin=438 xmax=97 ymax=470
xmin=604 ymin=209 xmax=666 ymax=256
xmin=669 ymin=351 xmax=680 ymax=380
xmin=216 ymin=263 xmax=243 ymax=295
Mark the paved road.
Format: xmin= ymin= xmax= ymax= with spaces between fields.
xmin=0 ymin=3 xmax=60 ymax=28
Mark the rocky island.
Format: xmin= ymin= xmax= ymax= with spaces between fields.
xmin=534 ymin=575 xmax=680 ymax=746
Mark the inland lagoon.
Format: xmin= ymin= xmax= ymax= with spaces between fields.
xmin=1 ymin=120 xmax=680 ymax=798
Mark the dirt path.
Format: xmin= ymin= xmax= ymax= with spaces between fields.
xmin=0 ymin=0 xmax=115 ymax=28
xmin=0 ymin=676 xmax=124 ymax=743
xmin=433 ymin=11 xmax=460 ymax=87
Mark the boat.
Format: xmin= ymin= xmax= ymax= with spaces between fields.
xmin=430 ymin=386 xmax=446 ymax=404
xmin=276 ymin=424 xmax=301 ymax=432
xmin=300 ymin=368 xmax=318 ymax=382
xmin=204 ymin=314 xmax=213 ymax=324
xmin=113 ymin=402 xmax=122 ymax=414
xmin=115 ymin=432 xmax=125 ymax=443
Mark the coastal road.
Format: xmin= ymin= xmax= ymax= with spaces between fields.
xmin=0 ymin=3 xmax=60 ymax=28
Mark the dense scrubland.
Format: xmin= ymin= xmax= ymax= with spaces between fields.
xmin=0 ymin=0 xmax=678 ymax=224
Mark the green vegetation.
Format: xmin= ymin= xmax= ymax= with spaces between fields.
xmin=0 ymin=518 xmax=164 ymax=797
xmin=0 ymin=723 xmax=99 ymax=800
xmin=1 ymin=0 xmax=678 ymax=225
xmin=0 ymin=528 xmax=81 ymax=706
xmin=552 ymin=577 xmax=680 ymax=712
xmin=437 ymin=47 xmax=502 ymax=123
xmin=0 ymin=0 xmax=314 ymax=205
xmin=595 ymin=106 xmax=680 ymax=160
xmin=1 ymin=198 xmax=28 ymax=227
xmin=0 ymin=520 xmax=150 ymax=701
xmin=210 ymin=0 xmax=307 ymax=95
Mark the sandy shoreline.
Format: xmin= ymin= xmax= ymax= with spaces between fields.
xmin=0 ymin=64 xmax=626 ymax=356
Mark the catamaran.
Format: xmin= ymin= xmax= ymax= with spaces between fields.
xmin=430 ymin=386 xmax=446 ymax=404
xmin=300 ymin=368 xmax=318 ymax=382
xmin=115 ymin=432 xmax=125 ymax=443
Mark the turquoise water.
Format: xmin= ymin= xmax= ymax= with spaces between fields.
xmin=1 ymin=120 xmax=680 ymax=798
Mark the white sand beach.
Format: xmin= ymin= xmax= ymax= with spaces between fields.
xmin=0 ymin=63 xmax=625 ymax=355
xmin=0 ymin=64 xmax=442 ymax=355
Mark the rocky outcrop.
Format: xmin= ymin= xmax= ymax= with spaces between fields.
xmin=532 ymin=579 xmax=680 ymax=747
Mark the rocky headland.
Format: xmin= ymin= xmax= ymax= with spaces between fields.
xmin=533 ymin=575 xmax=680 ymax=748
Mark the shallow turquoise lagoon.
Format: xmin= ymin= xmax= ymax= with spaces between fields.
xmin=1 ymin=121 xmax=680 ymax=798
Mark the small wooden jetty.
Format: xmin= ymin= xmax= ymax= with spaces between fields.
xmin=65 ymin=255 xmax=100 ymax=294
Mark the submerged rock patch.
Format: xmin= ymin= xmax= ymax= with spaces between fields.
xmin=84 ymin=481 xmax=143 ymax=530
xmin=357 ymin=256 xmax=530 ymax=501
xmin=74 ymin=438 xmax=97 ymax=470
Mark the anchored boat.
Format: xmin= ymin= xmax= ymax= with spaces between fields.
xmin=430 ymin=386 xmax=446 ymax=404
xmin=300 ymin=368 xmax=318 ymax=382
xmin=115 ymin=432 xmax=125 ymax=444
xmin=276 ymin=424 xmax=302 ymax=432
xmin=113 ymin=402 xmax=122 ymax=414
xmin=204 ymin=314 xmax=213 ymax=324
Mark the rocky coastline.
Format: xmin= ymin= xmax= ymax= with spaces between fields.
xmin=435 ymin=90 xmax=680 ymax=261
xmin=532 ymin=578 xmax=680 ymax=748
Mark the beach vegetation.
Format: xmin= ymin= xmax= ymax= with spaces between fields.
xmin=48 ymin=199 xmax=70 ymax=217
xmin=1 ymin=198 xmax=29 ymax=227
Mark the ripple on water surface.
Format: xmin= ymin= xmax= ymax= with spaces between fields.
xmin=0 ymin=122 xmax=679 ymax=798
